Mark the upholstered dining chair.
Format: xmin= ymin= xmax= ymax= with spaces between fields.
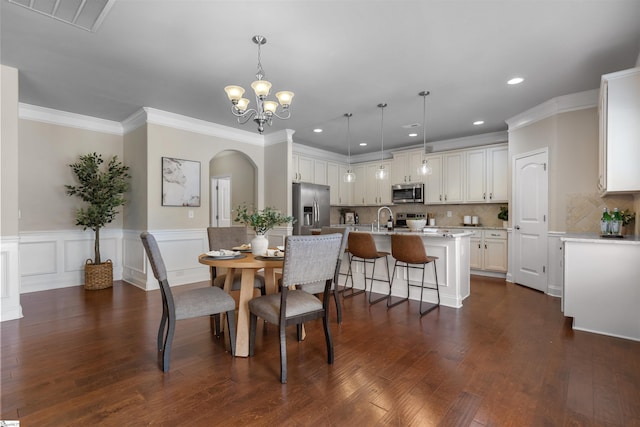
xmin=296 ymin=226 xmax=349 ymax=323
xmin=248 ymin=233 xmax=342 ymax=383
xmin=207 ymin=226 xmax=266 ymax=296
xmin=141 ymin=232 xmax=237 ymax=371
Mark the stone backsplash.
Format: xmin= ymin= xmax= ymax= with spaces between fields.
xmin=332 ymin=203 xmax=506 ymax=228
xmin=566 ymin=192 xmax=636 ymax=234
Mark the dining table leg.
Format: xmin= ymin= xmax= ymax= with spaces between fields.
xmin=233 ymin=268 xmax=257 ymax=357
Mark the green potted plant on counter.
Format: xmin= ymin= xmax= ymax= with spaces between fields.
xmin=498 ymin=206 xmax=508 ymax=228
xmin=66 ymin=153 xmax=130 ymax=290
xmin=234 ymin=204 xmax=295 ymax=255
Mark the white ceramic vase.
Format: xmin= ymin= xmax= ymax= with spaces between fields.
xmin=251 ymin=233 xmax=269 ymax=256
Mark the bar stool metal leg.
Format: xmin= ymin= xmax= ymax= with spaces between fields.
xmin=419 ymin=260 xmax=440 ymax=316
xmin=342 ymin=253 xmax=365 ymax=298
xmin=387 ymin=260 xmax=409 ymax=308
xmin=366 ymin=255 xmax=390 ymax=305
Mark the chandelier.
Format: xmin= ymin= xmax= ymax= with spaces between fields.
xmin=375 ymin=103 xmax=388 ymax=180
xmin=417 ymin=91 xmax=432 ymax=175
xmin=343 ymin=113 xmax=356 ymax=183
xmin=224 ymin=35 xmax=294 ymax=134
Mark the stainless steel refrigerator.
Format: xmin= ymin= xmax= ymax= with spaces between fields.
xmin=292 ymin=182 xmax=330 ymax=235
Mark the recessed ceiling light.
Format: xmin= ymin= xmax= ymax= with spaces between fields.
xmin=313 ymin=128 xmax=323 ymax=133
xmin=507 ymin=77 xmax=524 ymax=85
xmin=473 ymin=120 xmax=484 ymax=125
xmin=359 ymin=142 xmax=367 ymax=146
xmin=409 ymin=133 xmax=418 ymax=137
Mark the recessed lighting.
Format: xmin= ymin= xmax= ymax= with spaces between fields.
xmin=473 ymin=120 xmax=484 ymax=126
xmin=359 ymin=142 xmax=367 ymax=146
xmin=409 ymin=133 xmax=418 ymax=137
xmin=507 ymin=77 xmax=524 ymax=85
xmin=313 ymin=128 xmax=323 ymax=133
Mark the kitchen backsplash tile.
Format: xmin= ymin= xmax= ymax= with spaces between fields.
xmin=566 ymin=192 xmax=635 ymax=234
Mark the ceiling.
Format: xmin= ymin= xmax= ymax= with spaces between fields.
xmin=2 ymin=0 xmax=639 ymax=156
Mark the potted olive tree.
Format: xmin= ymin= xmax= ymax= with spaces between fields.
xmin=66 ymin=153 xmax=130 ymax=290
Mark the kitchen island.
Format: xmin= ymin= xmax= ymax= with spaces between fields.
xmin=341 ymin=228 xmax=472 ymax=308
xmin=562 ymin=234 xmax=640 ymax=341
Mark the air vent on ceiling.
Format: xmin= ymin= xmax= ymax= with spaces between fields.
xmin=8 ymin=0 xmax=115 ymax=32
xmin=402 ymin=123 xmax=421 ymax=129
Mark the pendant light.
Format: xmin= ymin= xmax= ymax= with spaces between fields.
xmin=343 ymin=113 xmax=356 ymax=183
xmin=417 ymin=91 xmax=432 ymax=175
xmin=375 ymin=103 xmax=388 ymax=180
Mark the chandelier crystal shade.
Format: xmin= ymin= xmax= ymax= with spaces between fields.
xmin=417 ymin=91 xmax=432 ymax=176
xmin=375 ymin=103 xmax=388 ymax=180
xmin=224 ymin=35 xmax=294 ymax=134
xmin=343 ymin=113 xmax=356 ymax=183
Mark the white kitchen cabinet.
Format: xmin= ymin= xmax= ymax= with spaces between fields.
xmin=392 ymin=150 xmax=425 ymax=184
xmin=314 ymin=159 xmax=327 ymax=185
xmin=365 ymin=161 xmax=393 ymax=205
xmin=470 ymin=229 xmax=507 ymax=273
xmin=598 ymin=67 xmax=640 ymax=194
xmin=352 ymin=164 xmax=367 ymax=205
xmin=425 ymin=152 xmax=464 ymax=203
xmin=465 ymin=144 xmax=508 ymax=203
xmin=292 ymin=154 xmax=314 ymax=183
xmin=327 ymin=162 xmax=352 ymax=205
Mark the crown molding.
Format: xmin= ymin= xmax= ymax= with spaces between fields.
xmin=292 ymin=142 xmax=348 ymax=163
xmin=18 ymin=103 xmax=123 ymax=135
xmin=142 ymin=108 xmax=264 ymax=146
xmin=427 ymin=131 xmax=508 ymax=153
xmin=264 ymin=129 xmax=295 ymax=146
xmin=505 ymin=89 xmax=598 ymax=132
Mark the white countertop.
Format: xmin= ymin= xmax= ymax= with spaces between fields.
xmin=561 ymin=233 xmax=640 ymax=245
xmin=368 ymin=228 xmax=474 ymax=238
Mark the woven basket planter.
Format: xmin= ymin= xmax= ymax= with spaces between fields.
xmin=84 ymin=259 xmax=113 ymax=290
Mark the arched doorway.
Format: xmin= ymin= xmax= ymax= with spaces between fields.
xmin=209 ymin=150 xmax=257 ymax=227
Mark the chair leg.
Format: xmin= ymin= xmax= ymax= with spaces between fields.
xmin=211 ymin=313 xmax=221 ymax=337
xmin=368 ymin=258 xmax=388 ymax=305
xmin=323 ymin=311 xmax=334 ymax=365
xmin=296 ymin=324 xmax=304 ymax=341
xmin=157 ymin=309 xmax=167 ymax=353
xmin=161 ymin=317 xmax=175 ymax=372
xmin=249 ymin=313 xmax=257 ymax=357
xmin=280 ymin=323 xmax=288 ymax=384
xmin=333 ymin=284 xmax=343 ymax=324
xmin=342 ymin=254 xmax=364 ymax=298
xmin=419 ymin=261 xmax=440 ymax=317
xmin=387 ymin=260 xmax=409 ymax=308
xmin=226 ymin=309 xmax=236 ymax=356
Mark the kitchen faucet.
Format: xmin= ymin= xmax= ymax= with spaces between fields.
xmin=377 ymin=206 xmax=393 ymax=231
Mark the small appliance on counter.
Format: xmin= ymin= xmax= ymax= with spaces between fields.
xmin=463 ymin=215 xmax=480 ymax=226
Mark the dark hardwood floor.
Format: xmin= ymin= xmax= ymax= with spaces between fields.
xmin=2 ymin=276 xmax=639 ymax=426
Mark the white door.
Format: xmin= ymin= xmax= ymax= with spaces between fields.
xmin=513 ymin=150 xmax=548 ymax=292
xmin=210 ymin=177 xmax=231 ymax=227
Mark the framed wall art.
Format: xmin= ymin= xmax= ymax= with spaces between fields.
xmin=161 ymin=157 xmax=201 ymax=207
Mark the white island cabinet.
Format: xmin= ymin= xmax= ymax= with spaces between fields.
xmin=342 ymin=230 xmax=471 ymax=308
xmin=562 ymin=235 xmax=640 ymax=341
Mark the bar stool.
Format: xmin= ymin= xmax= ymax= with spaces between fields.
xmin=344 ymin=232 xmax=391 ymax=304
xmin=390 ymin=234 xmax=440 ymax=316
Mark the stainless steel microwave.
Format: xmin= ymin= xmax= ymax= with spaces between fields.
xmin=391 ymin=183 xmax=424 ymax=203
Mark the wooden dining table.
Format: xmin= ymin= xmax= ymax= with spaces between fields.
xmin=198 ymin=252 xmax=284 ymax=357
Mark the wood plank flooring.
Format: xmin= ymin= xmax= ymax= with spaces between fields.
xmin=2 ymin=276 xmax=639 ymax=426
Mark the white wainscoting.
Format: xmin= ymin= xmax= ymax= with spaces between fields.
xmin=1 ymin=236 xmax=23 ymax=321
xmin=19 ymin=229 xmax=123 ymax=294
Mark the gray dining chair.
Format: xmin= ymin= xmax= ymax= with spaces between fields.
xmin=207 ymin=226 xmax=266 ymax=297
xmin=248 ymin=233 xmax=342 ymax=383
xmin=296 ymin=226 xmax=349 ymax=323
xmin=141 ymin=231 xmax=237 ymax=371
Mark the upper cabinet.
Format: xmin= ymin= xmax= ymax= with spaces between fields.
xmin=598 ymin=67 xmax=640 ymax=194
xmin=425 ymin=144 xmax=507 ymax=204
xmin=425 ymin=152 xmax=464 ymax=203
xmin=392 ymin=150 xmax=425 ymax=184
xmin=327 ymin=162 xmax=352 ymax=206
xmin=365 ymin=162 xmax=393 ymax=205
xmin=465 ymin=145 xmax=508 ymax=203
xmin=292 ymin=154 xmax=327 ymax=185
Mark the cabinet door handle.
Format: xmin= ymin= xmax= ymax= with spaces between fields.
xmin=478 ymin=243 xmax=481 ymax=249
xmin=483 ymin=192 xmax=486 ymax=200
xmin=439 ymin=195 xmax=442 ymax=201
xmin=490 ymin=192 xmax=493 ymax=200
xmin=485 ymin=244 xmax=487 ymax=249
xmin=445 ymin=195 xmax=448 ymax=201
xmin=515 ymin=225 xmax=520 ymax=230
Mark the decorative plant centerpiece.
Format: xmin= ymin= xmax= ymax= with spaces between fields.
xmin=234 ymin=204 xmax=294 ymax=255
xmin=498 ymin=206 xmax=508 ymax=228
xmin=620 ymin=209 xmax=636 ymax=234
xmin=66 ymin=153 xmax=130 ymax=290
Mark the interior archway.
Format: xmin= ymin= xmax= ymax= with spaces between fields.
xmin=209 ymin=150 xmax=257 ymax=226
